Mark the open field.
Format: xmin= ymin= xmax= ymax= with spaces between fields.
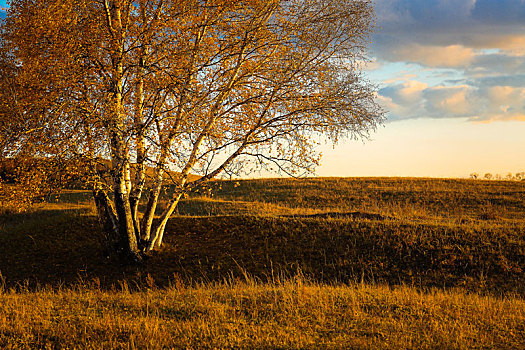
xmin=1 ymin=177 xmax=524 ymax=348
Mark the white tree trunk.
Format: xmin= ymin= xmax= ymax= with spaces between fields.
xmin=141 ymin=167 xmax=164 ymax=242
xmin=147 ymin=192 xmax=183 ymax=250
xmin=130 ymin=0 xmax=147 ymax=241
xmin=105 ymin=1 xmax=141 ymax=262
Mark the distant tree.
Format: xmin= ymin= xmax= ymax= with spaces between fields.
xmin=469 ymin=173 xmax=479 ymax=180
xmin=0 ymin=0 xmax=383 ymax=262
xmin=484 ymin=173 xmax=493 ymax=180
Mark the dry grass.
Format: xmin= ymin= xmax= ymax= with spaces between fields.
xmin=0 ymin=177 xmax=524 ymax=348
xmin=200 ymin=177 xmax=525 ymax=221
xmin=1 ymin=277 xmax=524 ymax=349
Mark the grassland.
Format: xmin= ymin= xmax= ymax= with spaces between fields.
xmin=0 ymin=177 xmax=524 ymax=348
xmin=2 ymin=280 xmax=524 ymax=349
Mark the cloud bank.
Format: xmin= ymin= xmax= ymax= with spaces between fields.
xmin=373 ymin=0 xmax=525 ymax=122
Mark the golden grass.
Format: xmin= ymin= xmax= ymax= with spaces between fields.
xmin=1 ymin=177 xmax=524 ymax=348
xmin=201 ymin=177 xmax=525 ymax=222
xmin=1 ymin=277 xmax=524 ymax=349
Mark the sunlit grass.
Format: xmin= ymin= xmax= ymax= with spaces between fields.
xmin=201 ymin=177 xmax=525 ymax=222
xmin=1 ymin=277 xmax=524 ymax=349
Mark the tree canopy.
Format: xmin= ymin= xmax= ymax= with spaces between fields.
xmin=0 ymin=0 xmax=384 ymax=261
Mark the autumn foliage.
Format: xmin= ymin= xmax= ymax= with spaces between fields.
xmin=0 ymin=0 xmax=383 ymax=260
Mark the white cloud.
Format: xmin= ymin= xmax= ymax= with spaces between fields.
xmin=391 ymin=45 xmax=476 ymax=68
xmin=424 ymin=85 xmax=473 ymax=116
xmin=378 ymin=79 xmax=525 ymax=122
xmin=491 ymin=35 xmax=525 ymax=56
xmin=372 ymin=0 xmax=525 ymax=122
xmin=378 ymin=80 xmax=430 ymax=120
xmin=475 ymin=85 xmax=525 ymax=121
xmin=382 ymin=80 xmax=427 ymax=103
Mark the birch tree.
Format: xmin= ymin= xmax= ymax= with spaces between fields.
xmin=1 ymin=0 xmax=384 ymax=262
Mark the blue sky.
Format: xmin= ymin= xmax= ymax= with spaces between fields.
xmin=318 ymin=0 xmax=525 ymax=177
xmin=371 ymin=0 xmax=525 ymax=123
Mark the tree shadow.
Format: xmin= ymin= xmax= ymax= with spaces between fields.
xmin=1 ymin=209 xmax=524 ymax=297
xmin=0 ymin=208 xmax=113 ymax=289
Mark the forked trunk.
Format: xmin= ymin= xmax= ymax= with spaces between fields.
xmin=94 ymin=159 xmax=142 ymax=262
xmin=140 ymin=167 xmax=164 ymax=242
xmin=105 ymin=2 xmax=141 ymax=263
xmin=147 ymin=192 xmax=183 ymax=251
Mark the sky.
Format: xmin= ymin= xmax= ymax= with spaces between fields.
xmin=1 ymin=1 xmax=524 ymax=178
xmin=317 ymin=0 xmax=525 ymax=178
